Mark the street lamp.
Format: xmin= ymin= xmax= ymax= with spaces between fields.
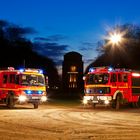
xmin=109 ymin=32 xmax=122 ymax=45
xmin=107 ymin=30 xmax=124 ymax=47
xmin=103 ymin=28 xmax=127 ymax=68
xmin=103 ymin=27 xmax=127 ymax=49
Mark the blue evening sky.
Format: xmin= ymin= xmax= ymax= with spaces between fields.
xmin=0 ymin=0 xmax=140 ymax=71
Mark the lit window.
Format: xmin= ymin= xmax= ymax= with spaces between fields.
xmin=69 ymin=74 xmax=77 ymax=82
xmin=70 ymin=66 xmax=76 ymax=72
xmin=69 ymin=74 xmax=77 ymax=88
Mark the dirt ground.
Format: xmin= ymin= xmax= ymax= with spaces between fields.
xmin=0 ymin=102 xmax=140 ymax=140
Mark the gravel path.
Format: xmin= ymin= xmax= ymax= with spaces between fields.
xmin=0 ymin=104 xmax=140 ymax=140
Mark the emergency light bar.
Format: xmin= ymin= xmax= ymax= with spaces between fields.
xmin=108 ymin=67 xmax=113 ymax=71
xmin=88 ymin=66 xmax=132 ymax=73
xmin=0 ymin=67 xmax=15 ymax=71
xmin=88 ymin=66 xmax=113 ymax=72
xmin=89 ymin=67 xmax=95 ymax=72
xmin=132 ymin=73 xmax=140 ymax=77
xmin=19 ymin=68 xmax=43 ymax=74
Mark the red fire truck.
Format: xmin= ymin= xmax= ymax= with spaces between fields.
xmin=83 ymin=66 xmax=140 ymax=109
xmin=0 ymin=67 xmax=47 ymax=109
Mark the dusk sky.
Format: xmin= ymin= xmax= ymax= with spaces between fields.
xmin=0 ymin=0 xmax=140 ymax=72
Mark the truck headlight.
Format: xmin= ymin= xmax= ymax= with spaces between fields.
xmin=18 ymin=95 xmax=27 ymax=102
xmin=104 ymin=100 xmax=109 ymax=104
xmin=83 ymin=99 xmax=88 ymax=105
xmin=41 ymin=96 xmax=47 ymax=102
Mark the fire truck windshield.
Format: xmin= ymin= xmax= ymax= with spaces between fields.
xmin=20 ymin=74 xmax=45 ymax=86
xmin=86 ymin=73 xmax=109 ymax=84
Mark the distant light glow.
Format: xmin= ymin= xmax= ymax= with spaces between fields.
xmin=83 ymin=76 xmax=86 ymax=80
xmin=19 ymin=68 xmax=24 ymax=72
xmin=89 ymin=67 xmax=95 ymax=72
xmin=108 ymin=67 xmax=113 ymax=71
xmin=103 ymin=27 xmax=127 ymax=48
xmin=132 ymin=73 xmax=140 ymax=77
xmin=38 ymin=69 xmax=43 ymax=74
xmin=109 ymin=32 xmax=122 ymax=45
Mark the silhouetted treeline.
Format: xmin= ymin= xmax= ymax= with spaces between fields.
xmin=86 ymin=24 xmax=140 ymax=73
xmin=0 ymin=20 xmax=60 ymax=88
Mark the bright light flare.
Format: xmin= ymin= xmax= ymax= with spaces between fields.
xmin=132 ymin=73 xmax=140 ymax=77
xmin=109 ymin=32 xmax=122 ymax=45
xmin=41 ymin=96 xmax=47 ymax=102
xmin=18 ymin=95 xmax=27 ymax=103
xmin=104 ymin=100 xmax=109 ymax=104
xmin=103 ymin=28 xmax=126 ymax=48
xmin=83 ymin=99 xmax=88 ymax=105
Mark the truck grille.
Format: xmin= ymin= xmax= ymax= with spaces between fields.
xmin=24 ymin=90 xmax=43 ymax=95
xmin=85 ymin=87 xmax=110 ymax=94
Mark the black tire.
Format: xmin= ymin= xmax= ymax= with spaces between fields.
xmin=111 ymin=100 xmax=116 ymax=108
xmin=33 ymin=103 xmax=38 ymax=109
xmin=130 ymin=102 xmax=137 ymax=108
xmin=115 ymin=94 xmax=122 ymax=110
xmin=92 ymin=103 xmax=96 ymax=108
xmin=6 ymin=93 xmax=15 ymax=109
xmin=135 ymin=97 xmax=140 ymax=108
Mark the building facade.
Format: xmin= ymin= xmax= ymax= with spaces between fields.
xmin=62 ymin=51 xmax=83 ymax=98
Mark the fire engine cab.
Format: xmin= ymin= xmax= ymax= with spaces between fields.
xmin=0 ymin=67 xmax=47 ymax=109
xmin=83 ymin=66 xmax=140 ymax=109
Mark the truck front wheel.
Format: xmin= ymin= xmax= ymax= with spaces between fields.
xmin=115 ymin=94 xmax=122 ymax=110
xmin=111 ymin=100 xmax=116 ymax=109
xmin=33 ymin=103 xmax=38 ymax=109
xmin=6 ymin=92 xmax=15 ymax=109
xmin=112 ymin=94 xmax=122 ymax=110
xmin=135 ymin=97 xmax=140 ymax=108
xmin=92 ymin=103 xmax=96 ymax=108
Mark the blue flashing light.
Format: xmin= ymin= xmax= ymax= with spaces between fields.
xmin=38 ymin=69 xmax=43 ymax=74
xmin=99 ymin=90 xmax=103 ymax=93
xmin=108 ymin=67 xmax=113 ymax=71
xmin=38 ymin=91 xmax=43 ymax=94
xmin=89 ymin=67 xmax=95 ymax=72
xmin=19 ymin=68 xmax=24 ymax=72
xmin=27 ymin=90 xmax=32 ymax=94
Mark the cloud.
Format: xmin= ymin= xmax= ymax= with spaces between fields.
xmin=7 ymin=26 xmax=37 ymax=36
xmin=79 ymin=42 xmax=97 ymax=51
xmin=34 ymin=34 xmax=67 ymax=42
xmin=34 ymin=37 xmax=48 ymax=42
xmin=33 ymin=41 xmax=69 ymax=64
xmin=0 ymin=19 xmax=37 ymax=40
xmin=55 ymin=59 xmax=63 ymax=65
xmin=46 ymin=34 xmax=68 ymax=42
xmin=82 ymin=42 xmax=96 ymax=47
xmin=84 ymin=58 xmax=95 ymax=64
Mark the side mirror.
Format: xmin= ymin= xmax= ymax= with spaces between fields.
xmin=45 ymin=76 xmax=49 ymax=88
